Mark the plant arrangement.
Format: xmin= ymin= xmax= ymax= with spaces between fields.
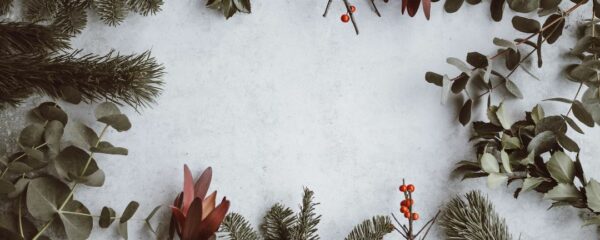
xmin=322 ymin=0 xmax=432 ymax=35
xmin=206 ymin=0 xmax=251 ymax=19
xmin=440 ymin=191 xmax=513 ymax=240
xmin=0 ymin=0 xmax=163 ymax=35
xmin=0 ymin=102 xmax=160 ymax=239
xmin=169 ymin=165 xmax=230 ymax=240
xmin=426 ymin=0 xmax=600 ymax=229
xmin=0 ymin=21 xmax=165 ymax=110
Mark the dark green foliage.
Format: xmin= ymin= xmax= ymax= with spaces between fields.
xmin=0 ymin=0 xmax=12 ymax=15
xmin=222 ymin=213 xmax=261 ymax=240
xmin=0 ymin=21 xmax=70 ymax=54
xmin=440 ymin=191 xmax=512 ymax=240
xmin=262 ymin=204 xmax=296 ymax=240
xmin=0 ymin=50 xmax=164 ymax=108
xmin=14 ymin=0 xmax=163 ymax=35
xmin=206 ymin=0 xmax=251 ymax=19
xmin=345 ymin=216 xmax=394 ymax=240
xmin=290 ymin=188 xmax=321 ymax=240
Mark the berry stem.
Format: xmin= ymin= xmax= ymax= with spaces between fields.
xmin=342 ymin=0 xmax=359 ymax=35
xmin=323 ymin=0 xmax=333 ymax=17
xmin=370 ymin=0 xmax=382 ymax=17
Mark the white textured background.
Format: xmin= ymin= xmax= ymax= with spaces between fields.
xmin=2 ymin=0 xmax=600 ymax=239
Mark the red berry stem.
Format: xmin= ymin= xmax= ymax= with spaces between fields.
xmin=342 ymin=0 xmax=359 ymax=35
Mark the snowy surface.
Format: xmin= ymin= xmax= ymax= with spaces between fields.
xmin=2 ymin=0 xmax=600 ymax=239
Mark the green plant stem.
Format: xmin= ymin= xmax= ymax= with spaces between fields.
xmin=18 ymin=194 xmax=24 ymax=238
xmin=32 ymin=124 xmax=109 ymax=239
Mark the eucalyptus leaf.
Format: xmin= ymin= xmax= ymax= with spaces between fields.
xmin=487 ymin=173 xmax=508 ymax=189
xmin=35 ymin=102 xmax=68 ymax=125
xmin=99 ymin=207 xmax=116 ymax=228
xmin=496 ymin=102 xmax=512 ymax=129
xmin=527 ymin=131 xmax=556 ymax=154
xmin=481 ymin=153 xmax=499 ymax=173
xmin=585 ymin=179 xmax=600 ymax=212
xmin=459 ymin=99 xmax=472 ymax=126
xmin=425 ymin=72 xmax=443 ymax=87
xmin=444 ymin=0 xmax=465 ymax=13
xmin=441 ymin=75 xmax=451 ymax=104
xmin=500 ymin=150 xmax=512 ymax=173
xmin=547 ymin=151 xmax=575 ymax=183
xmin=26 ymin=177 xmax=70 ymax=221
xmin=91 ymin=142 xmax=128 ymax=155
xmin=543 ymin=183 xmax=580 ymax=201
xmin=501 ymin=135 xmax=521 ymax=149
xmin=55 ymin=146 xmax=100 ymax=184
xmin=118 ymin=222 xmax=128 ymax=240
xmin=95 ymin=102 xmax=121 ymax=120
xmin=8 ymin=162 xmax=32 ymax=174
xmin=58 ymin=200 xmax=93 ymax=240
xmin=98 ymin=114 xmax=132 ymax=132
xmin=493 ymin=38 xmax=517 ymax=51
xmin=562 ymin=115 xmax=584 ymax=134
xmin=572 ymin=101 xmax=595 ymax=127
xmin=44 ymin=120 xmax=64 ymax=159
xmin=557 ymin=133 xmax=579 ymax=152
xmin=120 ymin=201 xmax=140 ymax=223
xmin=60 ymin=86 xmax=82 ymax=104
xmin=505 ymin=79 xmax=523 ymax=99
xmin=507 ymin=0 xmax=539 ymax=13
xmin=19 ymin=124 xmax=44 ymax=148
xmin=512 ymin=16 xmax=540 ymax=33
xmin=522 ymin=177 xmax=545 ymax=192
xmin=532 ymin=104 xmax=545 ymax=124
xmin=447 ymin=57 xmax=472 ymax=74
xmin=77 ymin=124 xmax=99 ymax=147
xmin=0 ymin=179 xmax=16 ymax=194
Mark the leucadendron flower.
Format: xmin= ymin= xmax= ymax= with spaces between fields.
xmin=169 ymin=165 xmax=230 ymax=240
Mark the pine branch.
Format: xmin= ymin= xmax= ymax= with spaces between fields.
xmin=53 ymin=0 xmax=88 ymax=35
xmin=345 ymin=216 xmax=394 ymax=240
xmin=127 ymin=0 xmax=163 ymax=16
xmin=221 ymin=212 xmax=261 ymax=240
xmin=261 ymin=204 xmax=296 ymax=240
xmin=440 ymin=191 xmax=513 ymax=240
xmin=0 ymin=0 xmax=12 ymax=15
xmin=0 ymin=21 xmax=70 ymax=54
xmin=0 ymin=50 xmax=164 ymax=109
xmin=23 ymin=0 xmax=59 ymax=22
xmin=95 ymin=0 xmax=128 ymax=26
xmin=290 ymin=188 xmax=321 ymax=240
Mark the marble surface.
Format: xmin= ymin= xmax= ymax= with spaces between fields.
xmin=2 ymin=0 xmax=600 ymax=239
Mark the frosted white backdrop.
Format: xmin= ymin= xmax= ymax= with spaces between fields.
xmin=2 ymin=0 xmax=600 ymax=239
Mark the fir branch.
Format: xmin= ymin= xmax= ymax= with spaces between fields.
xmin=345 ymin=216 xmax=394 ymax=240
xmin=23 ymin=0 xmax=59 ymax=22
xmin=127 ymin=0 xmax=163 ymax=16
xmin=95 ymin=0 xmax=128 ymax=26
xmin=221 ymin=212 xmax=261 ymax=240
xmin=261 ymin=204 xmax=296 ymax=240
xmin=290 ymin=188 xmax=321 ymax=240
xmin=0 ymin=21 xmax=70 ymax=54
xmin=0 ymin=50 xmax=164 ymax=109
xmin=0 ymin=0 xmax=12 ymax=15
xmin=53 ymin=0 xmax=88 ymax=35
xmin=440 ymin=191 xmax=512 ymax=240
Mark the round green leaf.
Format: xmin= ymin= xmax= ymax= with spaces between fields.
xmin=99 ymin=207 xmax=116 ymax=228
xmin=480 ymin=153 xmax=499 ymax=173
xmin=98 ymin=114 xmax=132 ymax=132
xmin=19 ymin=124 xmax=44 ymax=148
xmin=26 ymin=177 xmax=70 ymax=221
xmin=60 ymin=86 xmax=82 ymax=104
xmin=44 ymin=120 xmax=64 ymax=159
xmin=547 ymin=151 xmax=574 ymax=183
xmin=511 ymin=16 xmax=540 ymax=33
xmin=58 ymin=200 xmax=93 ymax=240
xmin=35 ymin=102 xmax=68 ymax=126
xmin=0 ymin=179 xmax=16 ymax=194
xmin=91 ymin=141 xmax=128 ymax=155
xmin=95 ymin=102 xmax=121 ymax=120
xmin=507 ymin=0 xmax=539 ymax=13
xmin=120 ymin=201 xmax=140 ymax=223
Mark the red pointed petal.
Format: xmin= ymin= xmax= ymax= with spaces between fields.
xmin=183 ymin=198 xmax=204 ymax=239
xmin=170 ymin=206 xmax=186 ymax=236
xmin=402 ymin=0 xmax=408 ymax=14
xmin=194 ymin=167 xmax=212 ymax=200
xmin=422 ymin=0 xmax=431 ymax=20
xmin=202 ymin=191 xmax=217 ymax=219
xmin=182 ymin=164 xmax=195 ymax=214
xmin=198 ymin=198 xmax=230 ymax=238
xmin=407 ymin=0 xmax=420 ymax=17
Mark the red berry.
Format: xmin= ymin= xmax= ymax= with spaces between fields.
xmin=350 ymin=5 xmax=356 ymax=13
xmin=407 ymin=184 xmax=415 ymax=192
xmin=400 ymin=206 xmax=409 ymax=214
xmin=401 ymin=200 xmax=407 ymax=207
xmin=412 ymin=213 xmax=420 ymax=220
xmin=341 ymin=14 xmax=350 ymax=23
xmin=399 ymin=185 xmax=407 ymax=192
xmin=407 ymin=199 xmax=414 ymax=206
xmin=404 ymin=212 xmax=411 ymax=218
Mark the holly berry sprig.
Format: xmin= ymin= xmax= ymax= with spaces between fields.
xmin=323 ymin=0 xmax=361 ymax=34
xmin=391 ymin=179 xmax=439 ymax=240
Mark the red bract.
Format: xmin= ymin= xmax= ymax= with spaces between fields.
xmin=169 ymin=165 xmax=230 ymax=240
xmin=401 ymin=0 xmax=431 ymax=20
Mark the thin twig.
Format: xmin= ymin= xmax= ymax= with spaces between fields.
xmin=370 ymin=0 xmax=381 ymax=17
xmin=342 ymin=0 xmax=359 ymax=34
xmin=323 ymin=0 xmax=333 ymax=17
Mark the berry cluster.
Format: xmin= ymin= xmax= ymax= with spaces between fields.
xmin=392 ymin=179 xmax=439 ymax=240
xmin=340 ymin=5 xmax=356 ymax=23
xmin=399 ymin=183 xmax=419 ymax=220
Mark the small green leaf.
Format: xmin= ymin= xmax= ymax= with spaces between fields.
xmin=60 ymin=86 xmax=82 ymax=104
xmin=19 ymin=124 xmax=44 ymax=148
xmin=95 ymin=102 xmax=121 ymax=120
xmin=77 ymin=124 xmax=99 ymax=147
xmin=496 ymin=102 xmax=512 ymax=129
xmin=26 ymin=177 xmax=70 ymax=221
xmin=487 ymin=173 xmax=508 ymax=189
xmin=44 ymin=120 xmax=64 ymax=159
xmin=511 ymin=16 xmax=540 ymax=33
xmin=547 ymin=151 xmax=574 ymax=184
xmin=500 ymin=150 xmax=512 ymax=173
xmin=0 ymin=179 xmax=16 ymax=194
xmin=59 ymin=200 xmax=93 ymax=240
xmin=543 ymin=183 xmax=580 ymax=201
xmin=585 ymin=179 xmax=600 ymax=212
xmin=425 ymin=72 xmax=443 ymax=86
xmin=447 ymin=57 xmax=472 ymax=74
xmin=99 ymin=207 xmax=116 ymax=228
xmin=441 ymin=75 xmax=451 ymax=105
xmin=481 ymin=153 xmax=499 ymax=173
xmin=466 ymin=52 xmax=488 ymax=68
xmin=493 ymin=38 xmax=517 ymax=51
xmin=35 ymin=102 xmax=68 ymax=125
xmin=118 ymin=222 xmax=128 ymax=240
xmin=557 ymin=133 xmax=579 ymax=152
xmin=572 ymin=101 xmax=595 ymax=127
xmin=562 ymin=115 xmax=584 ymax=134
xmin=532 ymin=104 xmax=545 ymax=124
xmin=527 ymin=131 xmax=556 ymax=154
xmin=505 ymin=79 xmax=523 ymax=99
xmin=507 ymin=0 xmax=539 ymax=13
xmin=120 ymin=201 xmax=139 ymax=223
xmin=98 ymin=114 xmax=132 ymax=132
xmin=8 ymin=162 xmax=32 ymax=174
xmin=444 ymin=0 xmax=465 ymax=13
xmin=501 ymin=135 xmax=521 ymax=149
xmin=522 ymin=177 xmax=545 ymax=192
xmin=90 ymin=142 xmax=128 ymax=155
xmin=459 ymin=99 xmax=472 ymax=126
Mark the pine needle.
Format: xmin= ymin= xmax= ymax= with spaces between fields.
xmin=221 ymin=213 xmax=261 ymax=240
xmin=127 ymin=0 xmax=163 ymax=16
xmin=345 ymin=216 xmax=394 ymax=240
xmin=0 ymin=0 xmax=12 ymax=15
xmin=290 ymin=188 xmax=321 ymax=240
xmin=261 ymin=204 xmax=296 ymax=240
xmin=95 ymin=0 xmax=128 ymax=26
xmin=0 ymin=21 xmax=70 ymax=54
xmin=53 ymin=0 xmax=88 ymax=35
xmin=0 ymin=50 xmax=164 ymax=109
xmin=440 ymin=190 xmax=513 ymax=240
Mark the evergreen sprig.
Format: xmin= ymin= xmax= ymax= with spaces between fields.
xmin=440 ymin=191 xmax=512 ymax=240
xmin=221 ymin=213 xmax=261 ymax=240
xmin=290 ymin=188 xmax=321 ymax=240
xmin=345 ymin=216 xmax=394 ymax=240
xmin=0 ymin=21 xmax=70 ymax=54
xmin=262 ymin=204 xmax=296 ymax=240
xmin=0 ymin=50 xmax=164 ymax=108
xmin=0 ymin=0 xmax=12 ymax=15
